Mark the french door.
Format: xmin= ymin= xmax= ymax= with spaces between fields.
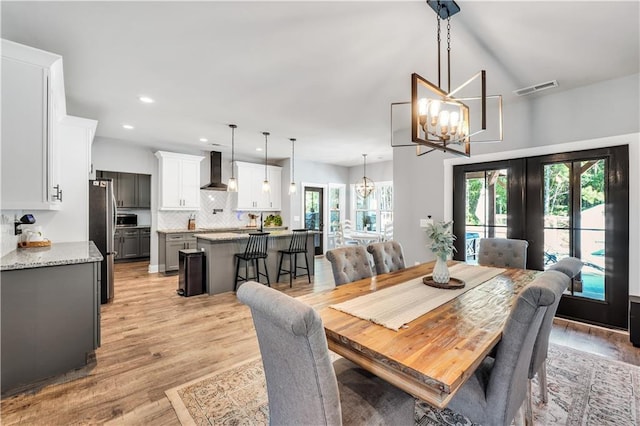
xmin=453 ymin=146 xmax=629 ymax=329
xmin=304 ymin=186 xmax=324 ymax=255
xmin=526 ymin=146 xmax=629 ymax=329
xmin=452 ymin=159 xmax=526 ymax=263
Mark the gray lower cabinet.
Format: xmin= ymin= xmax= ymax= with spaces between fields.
xmin=160 ymin=232 xmax=198 ymax=273
xmin=140 ymin=228 xmax=151 ymax=257
xmin=114 ymin=227 xmax=151 ymax=261
xmin=121 ymin=229 xmax=140 ymax=259
xmin=1 ymin=261 xmax=101 ymax=392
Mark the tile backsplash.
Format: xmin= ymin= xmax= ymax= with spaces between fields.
xmin=157 ymin=192 xmax=277 ymax=230
xmin=1 ymin=211 xmax=21 ymax=257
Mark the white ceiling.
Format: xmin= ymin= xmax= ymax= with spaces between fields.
xmin=2 ymin=1 xmax=638 ymax=167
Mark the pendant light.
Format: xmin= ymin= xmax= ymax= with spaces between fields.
xmin=227 ymin=124 xmax=237 ymax=192
xmin=355 ymin=154 xmax=375 ymax=198
xmin=262 ymin=132 xmax=271 ymax=193
xmin=289 ymin=138 xmax=297 ymax=195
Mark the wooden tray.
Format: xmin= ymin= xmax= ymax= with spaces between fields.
xmin=18 ymin=240 xmax=52 ymax=248
xmin=422 ymin=276 xmax=465 ymax=289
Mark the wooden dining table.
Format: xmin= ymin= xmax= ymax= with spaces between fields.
xmin=298 ymin=261 xmax=541 ymax=409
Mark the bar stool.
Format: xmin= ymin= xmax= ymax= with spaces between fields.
xmin=234 ymin=232 xmax=270 ymax=291
xmin=276 ymin=229 xmax=311 ymax=287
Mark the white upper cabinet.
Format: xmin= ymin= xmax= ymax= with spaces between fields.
xmin=1 ymin=40 xmax=65 ymax=210
xmin=155 ymin=151 xmax=204 ymax=211
xmin=235 ymin=161 xmax=282 ymax=211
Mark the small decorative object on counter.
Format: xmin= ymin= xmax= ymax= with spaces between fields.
xmin=424 ymin=220 xmax=460 ymax=288
xmin=188 ymin=214 xmax=196 ymax=230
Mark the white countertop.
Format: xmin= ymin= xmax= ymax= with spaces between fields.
xmin=0 ymin=241 xmax=103 ymax=271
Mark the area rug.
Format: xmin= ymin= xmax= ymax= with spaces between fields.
xmin=165 ymin=344 xmax=640 ymax=425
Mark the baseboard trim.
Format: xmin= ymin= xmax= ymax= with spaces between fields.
xmin=553 ymin=316 xmax=629 ymax=336
xmin=148 ymin=264 xmax=159 ymax=274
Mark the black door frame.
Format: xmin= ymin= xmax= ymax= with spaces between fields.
xmin=304 ymin=186 xmax=324 ymax=256
xmin=452 ymin=146 xmax=629 ymax=329
xmin=526 ymin=146 xmax=629 ymax=329
xmin=452 ymin=159 xmax=526 ymax=260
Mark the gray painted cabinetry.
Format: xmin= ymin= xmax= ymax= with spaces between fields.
xmin=1 ymin=261 xmax=101 ymax=393
xmin=97 ymin=171 xmax=151 ymax=208
xmin=160 ymin=233 xmax=197 ymax=272
xmin=114 ymin=227 xmax=151 ymax=261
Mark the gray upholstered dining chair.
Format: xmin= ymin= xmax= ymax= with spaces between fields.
xmin=478 ymin=238 xmax=529 ymax=269
xmin=325 ymin=246 xmax=373 ymax=286
xmin=526 ymin=263 xmax=580 ymax=425
xmin=237 ymin=281 xmax=415 ymax=426
xmin=547 ymin=256 xmax=583 ymax=279
xmin=445 ymin=274 xmax=557 ymax=426
xmin=366 ymin=241 xmax=406 ymax=275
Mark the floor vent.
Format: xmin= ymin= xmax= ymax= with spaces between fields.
xmin=514 ymin=80 xmax=559 ymax=96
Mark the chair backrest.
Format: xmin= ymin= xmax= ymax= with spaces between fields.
xmin=529 ymin=270 xmax=571 ymax=379
xmin=366 ymin=241 xmax=406 ymax=275
xmin=484 ymin=275 xmax=556 ymax=425
xmin=547 ymin=256 xmax=583 ymax=278
xmin=325 ymin=246 xmax=372 ymax=286
xmin=244 ymin=232 xmax=269 ymax=257
xmin=478 ymin=238 xmax=529 ymax=269
xmin=288 ymin=229 xmax=308 ymax=252
xmin=237 ymin=281 xmax=342 ymax=426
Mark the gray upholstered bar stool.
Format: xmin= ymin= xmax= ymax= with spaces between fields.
xmin=276 ymin=229 xmax=310 ymax=287
xmin=237 ymin=281 xmax=415 ymax=425
xmin=233 ymin=232 xmax=270 ymax=291
xmin=325 ymin=246 xmax=372 ymax=286
xmin=478 ymin=237 xmax=529 ymax=269
xmin=366 ymin=241 xmax=406 ymax=275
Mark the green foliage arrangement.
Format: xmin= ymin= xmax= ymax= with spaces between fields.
xmin=264 ymin=214 xmax=283 ymax=227
xmin=425 ymin=220 xmax=457 ymax=259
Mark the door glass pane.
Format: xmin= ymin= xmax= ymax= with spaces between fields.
xmin=544 ymin=159 xmax=607 ymax=301
xmin=463 ymin=169 xmax=508 ymax=262
xmin=304 ymin=191 xmax=320 ymax=231
xmin=578 ymin=159 xmax=606 ymax=301
xmin=544 ymin=163 xmax=570 ymax=228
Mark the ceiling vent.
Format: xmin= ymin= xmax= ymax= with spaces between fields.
xmin=513 ymin=80 xmax=559 ymax=96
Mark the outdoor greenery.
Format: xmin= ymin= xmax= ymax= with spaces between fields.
xmin=544 ymin=160 xmax=605 ymax=218
xmin=466 ymin=172 xmax=507 ymax=225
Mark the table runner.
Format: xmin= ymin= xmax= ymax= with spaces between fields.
xmin=329 ymin=263 xmax=506 ymax=331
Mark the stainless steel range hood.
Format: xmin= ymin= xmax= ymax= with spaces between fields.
xmin=201 ymin=151 xmax=228 ymax=191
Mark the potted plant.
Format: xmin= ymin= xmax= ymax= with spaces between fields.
xmin=425 ymin=220 xmax=457 ymax=283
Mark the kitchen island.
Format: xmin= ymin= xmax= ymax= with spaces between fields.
xmin=196 ymin=230 xmax=316 ymax=295
xmin=0 ymin=241 xmax=103 ymax=393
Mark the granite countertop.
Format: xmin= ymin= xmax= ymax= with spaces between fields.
xmin=157 ymin=226 xmax=288 ymax=234
xmin=0 ymin=241 xmax=103 ymax=271
xmin=196 ymin=229 xmax=316 ymax=242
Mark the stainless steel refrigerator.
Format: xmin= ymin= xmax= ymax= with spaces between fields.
xmin=89 ymin=179 xmax=117 ymax=304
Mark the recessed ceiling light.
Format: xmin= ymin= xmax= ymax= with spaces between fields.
xmin=200 ymin=138 xmax=208 ymax=142
xmin=122 ymin=124 xmax=134 ymax=130
xmin=256 ymin=147 xmax=263 ymax=152
xmin=138 ymin=96 xmax=154 ymax=103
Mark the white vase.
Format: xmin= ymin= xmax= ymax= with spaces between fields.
xmin=432 ymin=256 xmax=450 ymax=284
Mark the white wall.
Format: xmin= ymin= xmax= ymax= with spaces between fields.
xmin=393 ymin=73 xmax=640 ymax=296
xmin=283 ymin=159 xmax=350 ymax=229
xmin=92 ymin=138 xmax=161 ymax=270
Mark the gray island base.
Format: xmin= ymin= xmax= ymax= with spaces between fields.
xmin=196 ymin=231 xmax=316 ymax=294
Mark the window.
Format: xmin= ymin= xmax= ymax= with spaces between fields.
xmin=328 ymin=184 xmax=345 ymax=233
xmin=351 ymin=181 xmax=393 ymax=232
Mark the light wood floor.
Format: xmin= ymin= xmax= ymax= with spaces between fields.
xmin=1 ymin=259 xmax=638 ymax=425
